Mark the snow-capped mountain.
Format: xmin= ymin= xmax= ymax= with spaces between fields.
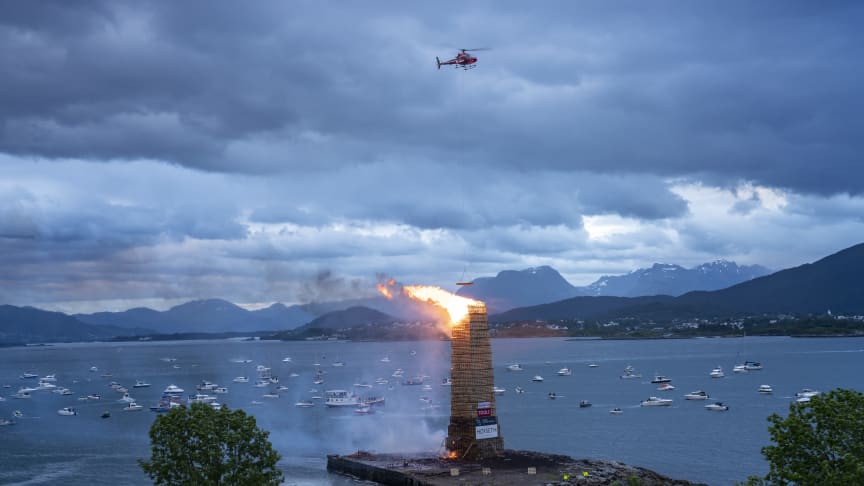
xmin=583 ymin=260 xmax=771 ymax=297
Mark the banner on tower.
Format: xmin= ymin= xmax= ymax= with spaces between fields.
xmin=474 ymin=416 xmax=498 ymax=439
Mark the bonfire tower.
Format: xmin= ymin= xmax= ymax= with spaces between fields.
xmin=446 ymin=303 xmax=504 ymax=459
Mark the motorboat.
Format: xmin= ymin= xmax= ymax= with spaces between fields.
xmin=684 ymin=390 xmax=710 ymax=400
xmin=261 ymin=393 xmax=280 ymax=399
xmin=196 ymin=380 xmax=218 ymax=391
xmin=548 ymin=392 xmax=558 ymax=400
xmin=89 ymin=366 xmax=98 ymax=372
xmin=41 ymin=374 xmax=57 ymax=382
xmin=213 ymin=387 xmax=229 ymax=394
xmin=87 ymin=393 xmax=102 ymax=400
xmin=353 ymin=382 xmax=372 ymax=389
xmin=133 ymin=380 xmax=151 ymax=388
xmin=493 ymin=386 xmax=506 ymax=395
xmin=709 ymin=367 xmax=725 ymax=378
xmin=118 ymin=393 xmax=136 ymax=403
xmin=532 ymin=375 xmax=544 ymax=382
xmin=758 ymin=385 xmax=773 ymax=394
xmin=332 ymin=361 xmax=345 ymax=367
xmin=391 ymin=369 xmax=404 ymax=378
xmin=0 ymin=418 xmax=15 ymax=426
xmin=164 ymin=385 xmax=184 ymax=394
xmin=557 ymin=368 xmax=572 ymax=376
xmin=360 ymin=396 xmax=385 ymax=407
xmin=579 ymin=400 xmax=592 ymax=408
xmin=324 ymin=390 xmax=359 ymax=407
xmin=12 ymin=391 xmax=31 ymax=399
xmin=354 ymin=405 xmax=374 ymax=415
xmin=650 ymin=375 xmax=672 ymax=384
xmin=289 ymin=373 xmax=300 ymax=378
xmin=13 ymin=410 xmax=23 ymax=418
xmin=705 ymin=402 xmax=729 ymax=411
xmin=18 ymin=385 xmax=38 ymax=393
xmin=20 ymin=372 xmax=39 ymax=379
xmin=657 ymin=383 xmax=675 ymax=391
xmin=403 ymin=377 xmax=425 ymax=386
xmin=588 ymin=363 xmax=600 ymax=368
xmin=743 ymin=361 xmax=763 ymax=371
xmin=188 ymin=393 xmax=217 ymax=404
xmin=506 ymin=363 xmax=524 ymax=372
xmin=795 ymin=389 xmax=820 ymax=403
xmin=733 ymin=364 xmax=747 ymax=373
xmin=440 ymin=378 xmax=452 ymax=386
xmin=123 ymin=402 xmax=144 ymax=412
xmin=375 ymin=378 xmax=390 ymax=385
xmin=295 ymin=400 xmax=314 ymax=408
xmin=281 ymin=357 xmax=292 ymax=363
xmin=620 ymin=371 xmax=642 ymax=379
xmin=276 ymin=385 xmax=289 ymax=391
xmin=641 ymin=396 xmax=673 ymax=407
xmin=609 ymin=408 xmax=623 ymax=415
xmin=515 ymin=386 xmax=524 ymax=394
xmin=57 ymin=407 xmax=78 ymax=416
xmin=101 ymin=411 xmax=111 ymax=419
xmin=254 ymin=380 xmax=270 ymax=388
xmin=379 ymin=356 xmax=391 ymax=363
xmin=422 ymin=384 xmax=433 ymax=391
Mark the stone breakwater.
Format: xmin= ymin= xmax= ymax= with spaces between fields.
xmin=328 ymin=449 xmax=707 ymax=485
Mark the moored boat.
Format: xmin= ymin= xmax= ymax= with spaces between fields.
xmin=758 ymin=385 xmax=773 ymax=394
xmin=324 ymin=389 xmax=358 ymax=407
xmin=557 ymin=368 xmax=572 ymax=376
xmin=57 ymin=407 xmax=77 ymax=416
xmin=650 ymin=375 xmax=672 ymax=384
xmin=641 ymin=396 xmax=673 ymax=407
xmin=705 ymin=402 xmax=729 ymax=411
xmin=709 ymin=367 xmax=725 ymax=378
xmin=531 ymin=375 xmax=544 ymax=382
xmin=684 ymin=390 xmax=710 ymax=400
xmin=506 ymin=363 xmax=524 ymax=372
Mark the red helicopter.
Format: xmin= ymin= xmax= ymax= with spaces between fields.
xmin=436 ymin=48 xmax=490 ymax=70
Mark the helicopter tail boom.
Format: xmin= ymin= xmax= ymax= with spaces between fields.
xmin=436 ymin=56 xmax=441 ymax=69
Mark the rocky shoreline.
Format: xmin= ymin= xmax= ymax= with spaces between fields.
xmin=328 ymin=449 xmax=707 ymax=485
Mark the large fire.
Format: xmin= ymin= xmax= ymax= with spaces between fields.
xmin=376 ymin=280 xmax=482 ymax=326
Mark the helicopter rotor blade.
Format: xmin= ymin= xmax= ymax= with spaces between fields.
xmin=461 ymin=47 xmax=491 ymax=52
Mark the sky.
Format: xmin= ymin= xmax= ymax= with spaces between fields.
xmin=1 ymin=1 xmax=863 ymax=313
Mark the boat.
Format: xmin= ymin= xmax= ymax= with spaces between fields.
xmin=515 ymin=386 xmax=524 ymax=394
xmin=295 ymin=400 xmax=314 ymax=408
xmin=548 ymin=392 xmax=557 ymax=400
xmin=709 ymin=367 xmax=725 ymax=378
xmin=403 ymin=377 xmax=425 ymax=386
xmin=353 ymin=382 xmax=372 ymax=389
xmin=795 ymin=389 xmax=820 ymax=403
xmin=0 ymin=418 xmax=16 ymax=426
xmin=579 ymin=400 xmax=592 ymax=408
xmin=641 ymin=396 xmax=673 ymax=407
xmin=506 ymin=363 xmax=524 ymax=372
xmin=758 ymin=385 xmax=773 ymax=394
xmin=89 ymin=366 xmax=98 ymax=372
xmin=324 ymin=389 xmax=359 ymax=407
xmin=123 ymin=402 xmax=143 ymax=411
xmin=620 ymin=371 xmax=642 ymax=379
xmin=360 ymin=396 xmax=385 ymax=406
xmin=588 ymin=363 xmax=600 ymax=368
xmin=531 ymin=375 xmax=544 ymax=382
xmin=557 ymin=368 xmax=572 ymax=376
xmin=289 ymin=373 xmax=300 ymax=378
xmin=657 ymin=383 xmax=675 ymax=391
xmin=132 ymin=380 xmax=151 ymax=388
xmin=275 ymin=385 xmax=289 ymax=391
xmin=12 ymin=391 xmax=31 ymax=399
xmin=254 ymin=380 xmax=270 ymax=388
xmin=57 ymin=407 xmax=78 ymax=416
xmin=188 ymin=393 xmax=217 ymax=404
xmin=650 ymin=375 xmax=672 ymax=384
xmin=281 ymin=357 xmax=292 ymax=363
xmin=375 ymin=378 xmax=389 ymax=385
xmin=354 ymin=405 xmax=374 ymax=415
xmin=743 ymin=361 xmax=763 ymax=371
xmin=18 ymin=372 xmax=39 ymax=379
xmin=379 ymin=356 xmax=391 ymax=363
xmin=41 ymin=374 xmax=57 ymax=382
xmin=261 ymin=393 xmax=280 ymax=399
xmin=118 ymin=393 xmax=136 ymax=403
xmin=684 ymin=390 xmax=710 ymax=400
xmin=196 ymin=380 xmax=218 ymax=391
xmin=101 ymin=411 xmax=111 ymax=419
xmin=440 ymin=377 xmax=451 ymax=386
xmin=13 ymin=410 xmax=23 ymax=418
xmin=391 ymin=369 xmax=404 ymax=378
xmin=332 ymin=361 xmax=345 ymax=367
xmin=493 ymin=386 xmax=506 ymax=395
xmin=733 ymin=364 xmax=748 ymax=373
xmin=164 ymin=385 xmax=184 ymax=394
xmin=705 ymin=402 xmax=729 ymax=411
xmin=87 ymin=393 xmax=102 ymax=400
xmin=609 ymin=408 xmax=623 ymax=415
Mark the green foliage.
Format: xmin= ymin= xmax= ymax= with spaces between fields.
xmin=139 ymin=403 xmax=283 ymax=486
xmin=746 ymin=388 xmax=864 ymax=485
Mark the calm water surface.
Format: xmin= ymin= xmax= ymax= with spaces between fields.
xmin=1 ymin=336 xmax=862 ymax=485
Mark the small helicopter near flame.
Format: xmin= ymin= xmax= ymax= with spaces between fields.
xmin=436 ymin=48 xmax=490 ymax=70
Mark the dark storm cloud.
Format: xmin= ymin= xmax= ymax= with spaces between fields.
xmin=1 ymin=1 xmax=862 ymax=193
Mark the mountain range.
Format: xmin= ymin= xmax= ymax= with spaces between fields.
xmin=458 ymin=260 xmax=770 ymax=313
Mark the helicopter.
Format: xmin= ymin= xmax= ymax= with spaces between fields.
xmin=436 ymin=48 xmax=490 ymax=70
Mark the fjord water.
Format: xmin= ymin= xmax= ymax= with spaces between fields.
xmin=1 ymin=336 xmax=862 ymax=485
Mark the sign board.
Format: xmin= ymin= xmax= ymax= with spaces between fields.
xmin=474 ymin=416 xmax=498 ymax=440
xmin=477 ymin=407 xmax=492 ymax=417
xmin=477 ymin=402 xmax=491 ymax=409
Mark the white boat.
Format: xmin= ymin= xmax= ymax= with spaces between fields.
xmin=379 ymin=356 xmax=391 ymax=363
xmin=281 ymin=357 xmax=292 ymax=363
xmin=391 ymin=368 xmax=404 ymax=378
xmin=276 ymin=385 xmax=289 ymax=391
xmin=684 ymin=390 xmax=710 ymax=400
xmin=531 ymin=375 xmax=544 ymax=382
xmin=332 ymin=361 xmax=345 ymax=367
xmin=253 ymin=380 xmax=270 ymax=388
xmin=353 ymin=382 xmax=372 ymax=389
xmin=57 ymin=407 xmax=77 ymax=416
xmin=89 ymin=367 xmax=98 ymax=372
xmin=609 ymin=408 xmax=623 ymax=415
xmin=515 ymin=386 xmax=524 ymax=394
xmin=354 ymin=405 xmax=374 ymax=415
xmin=188 ymin=393 xmax=217 ymax=404
xmin=557 ymin=368 xmax=572 ymax=376
xmin=588 ymin=363 xmax=600 ymax=368
xmin=440 ymin=378 xmax=451 ymax=386
xmin=743 ymin=361 xmax=763 ymax=371
xmin=232 ymin=376 xmax=249 ymax=383
xmin=20 ymin=372 xmax=38 ymax=379
xmin=133 ymin=380 xmax=151 ymax=388
xmin=261 ymin=393 xmax=280 ymax=399
xmin=13 ymin=391 xmax=31 ymax=399
xmin=657 ymin=383 xmax=675 ymax=391
xmin=118 ymin=393 xmax=136 ymax=403
xmin=506 ymin=363 xmax=524 ymax=372
xmin=36 ymin=381 xmax=56 ymax=390
xmin=650 ymin=375 xmax=672 ymax=384
xmin=795 ymin=389 xmax=820 ymax=403
xmin=705 ymin=402 xmax=729 ymax=411
xmin=196 ymin=380 xmax=218 ymax=391
xmin=18 ymin=385 xmax=38 ymax=393
xmin=295 ymin=400 xmax=314 ymax=408
xmin=493 ymin=386 xmax=506 ymax=395
xmin=709 ymin=367 xmax=725 ymax=378
xmin=41 ymin=374 xmax=57 ymax=382
xmin=0 ymin=418 xmax=14 ymax=426
xmin=123 ymin=402 xmax=143 ymax=411
xmin=214 ymin=387 xmax=229 ymax=394
xmin=375 ymin=378 xmax=390 ymax=385
xmin=620 ymin=371 xmax=642 ymax=379
xmin=733 ymin=364 xmax=747 ymax=373
xmin=758 ymin=385 xmax=773 ymax=394
xmin=641 ymin=396 xmax=673 ymax=407
xmin=164 ymin=385 xmax=184 ymax=394
xmin=87 ymin=393 xmax=101 ymax=400
xmin=579 ymin=400 xmax=592 ymax=408
xmin=324 ymin=389 xmax=359 ymax=407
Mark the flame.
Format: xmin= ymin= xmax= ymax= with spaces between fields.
xmin=403 ymin=285 xmax=481 ymax=325
xmin=376 ymin=279 xmax=483 ymax=326
xmin=447 ymin=451 xmax=458 ymax=459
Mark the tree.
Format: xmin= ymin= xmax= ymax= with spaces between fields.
xmin=747 ymin=388 xmax=864 ymax=485
xmin=139 ymin=403 xmax=283 ymax=486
